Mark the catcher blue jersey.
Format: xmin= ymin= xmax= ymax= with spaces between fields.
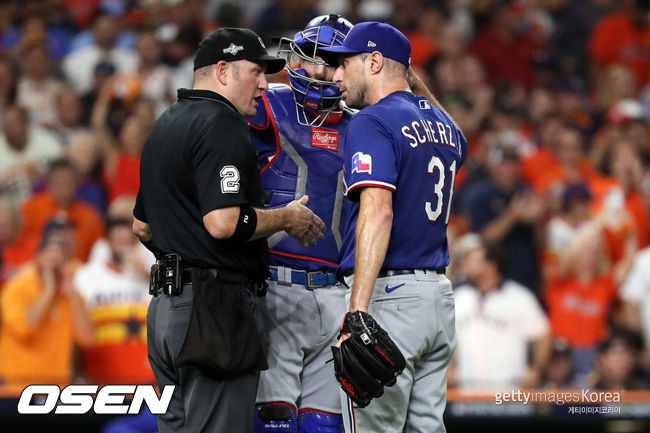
xmin=338 ymin=91 xmax=467 ymax=272
xmin=249 ymin=84 xmax=354 ymax=271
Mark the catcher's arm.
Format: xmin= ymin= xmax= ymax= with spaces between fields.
xmin=348 ymin=187 xmax=393 ymax=314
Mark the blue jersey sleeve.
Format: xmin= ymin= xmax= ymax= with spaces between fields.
xmin=343 ymin=113 xmax=398 ymax=202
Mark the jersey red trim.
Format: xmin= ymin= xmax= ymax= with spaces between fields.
xmin=246 ymin=95 xmax=271 ymax=130
xmin=258 ymin=401 xmax=297 ymax=412
xmin=297 ymin=408 xmax=341 ymax=415
xmin=346 ymin=182 xmax=396 ymax=196
xmin=260 ymin=92 xmax=282 ymax=174
xmin=269 ymin=249 xmax=338 ymax=267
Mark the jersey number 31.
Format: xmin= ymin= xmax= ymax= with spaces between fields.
xmin=425 ymin=156 xmax=456 ymax=224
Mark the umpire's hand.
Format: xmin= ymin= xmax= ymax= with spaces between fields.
xmin=285 ymin=195 xmax=326 ymax=247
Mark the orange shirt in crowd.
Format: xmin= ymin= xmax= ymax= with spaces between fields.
xmin=0 ymin=233 xmax=39 ymax=286
xmin=522 ymin=147 xmax=602 ymax=195
xmin=104 ymin=153 xmax=140 ymax=203
xmin=21 ymin=192 xmax=104 ymax=261
xmin=546 ymin=273 xmax=617 ymax=349
xmin=0 ymin=266 xmax=79 ymax=387
xmin=591 ymin=187 xmax=647 ymax=263
xmin=625 ymin=191 xmax=650 ymax=248
xmin=73 ymin=259 xmax=154 ymax=384
xmin=83 ymin=304 xmax=153 ymax=384
xmin=589 ymin=12 xmax=650 ymax=87
xmin=405 ymin=31 xmax=438 ymax=67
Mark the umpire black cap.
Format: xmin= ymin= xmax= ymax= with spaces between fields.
xmin=193 ymin=28 xmax=286 ymax=73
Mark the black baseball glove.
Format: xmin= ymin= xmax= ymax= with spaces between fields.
xmin=331 ymin=311 xmax=406 ymax=408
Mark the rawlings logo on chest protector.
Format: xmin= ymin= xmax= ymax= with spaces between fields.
xmin=311 ymin=127 xmax=339 ymax=151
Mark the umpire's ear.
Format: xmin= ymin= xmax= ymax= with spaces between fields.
xmin=215 ymin=60 xmax=230 ymax=85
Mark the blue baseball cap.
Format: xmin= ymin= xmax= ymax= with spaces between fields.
xmin=319 ymin=21 xmax=411 ymax=67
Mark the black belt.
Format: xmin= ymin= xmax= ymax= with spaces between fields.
xmin=342 ymin=268 xmax=446 ymax=278
xmin=154 ymin=267 xmax=267 ymax=297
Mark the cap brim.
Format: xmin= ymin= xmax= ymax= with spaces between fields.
xmin=318 ymin=45 xmax=361 ymax=55
xmin=255 ymin=55 xmax=286 ymax=74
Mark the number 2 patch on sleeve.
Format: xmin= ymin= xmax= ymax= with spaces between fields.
xmin=220 ymin=166 xmax=240 ymax=193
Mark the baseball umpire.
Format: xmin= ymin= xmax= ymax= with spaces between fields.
xmin=321 ymin=22 xmax=467 ymax=432
xmin=248 ymin=14 xmax=354 ymax=433
xmin=133 ymin=28 xmax=325 ymax=433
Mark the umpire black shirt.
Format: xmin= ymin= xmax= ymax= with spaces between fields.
xmin=135 ymin=88 xmax=268 ymax=281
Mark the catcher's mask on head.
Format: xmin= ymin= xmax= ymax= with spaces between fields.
xmin=277 ymin=14 xmax=353 ymax=126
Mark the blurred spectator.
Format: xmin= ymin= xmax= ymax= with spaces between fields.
xmin=620 ymin=246 xmax=650 ymax=360
xmin=102 ymin=116 xmax=147 ymax=203
xmin=592 ymin=331 xmax=647 ymax=389
xmin=73 ymin=217 xmax=154 ymax=384
xmin=460 ymin=136 xmax=543 ymax=292
xmin=527 ymin=125 xmax=603 ymax=197
xmin=470 ymin=2 xmax=542 ymax=90
xmin=608 ymin=140 xmax=649 ymax=248
xmin=546 ymin=0 xmax=613 ymax=77
xmin=169 ymin=26 xmax=206 ymax=91
xmin=254 ymin=0 xmax=319 ymax=42
xmin=63 ymin=0 xmax=99 ymax=30
xmin=589 ymin=0 xmax=650 ymax=89
xmin=62 ymin=13 xmax=138 ymax=94
xmin=41 ymin=216 xmax=80 ymax=266
xmin=87 ymin=197 xmax=155 ymax=268
xmin=545 ymin=182 xmax=593 ymax=269
xmin=135 ymin=30 xmax=175 ymax=116
xmin=205 ymin=1 xmax=252 ymax=28
xmin=0 ymin=105 xmax=62 ymax=202
xmin=546 ymin=220 xmax=636 ymax=385
xmin=554 ymin=81 xmax=593 ymax=133
xmin=1 ymin=9 xmax=73 ymax=60
xmin=594 ymin=65 xmax=638 ymax=114
xmin=15 ymin=34 xmax=63 ymax=127
xmin=0 ymin=197 xmax=38 ymax=285
xmin=0 ymin=57 xmax=18 ymax=120
xmin=591 ymin=99 xmax=649 ymax=173
xmin=80 ymin=61 xmax=116 ymax=126
xmin=21 ymin=159 xmax=104 ymax=261
xmin=0 ymin=231 xmax=93 ymax=387
xmin=404 ymin=6 xmax=443 ymax=68
xmin=92 ymin=75 xmax=148 ymax=203
xmin=64 ymin=131 xmax=108 ymax=214
xmin=541 ymin=339 xmax=575 ymax=388
xmin=452 ymin=239 xmax=551 ymax=389
xmin=454 ymin=55 xmax=493 ymax=139
xmin=51 ymin=86 xmax=87 ymax=144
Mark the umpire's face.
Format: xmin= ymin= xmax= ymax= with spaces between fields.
xmin=332 ymin=53 xmax=369 ymax=109
xmin=228 ymin=59 xmax=269 ymax=116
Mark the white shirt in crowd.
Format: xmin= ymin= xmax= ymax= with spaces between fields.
xmin=454 ymin=279 xmax=550 ymax=389
xmin=621 ymin=247 xmax=650 ymax=345
xmin=63 ymin=46 xmax=139 ymax=94
xmin=74 ymin=249 xmax=152 ymax=308
xmin=87 ymin=239 xmax=156 ymax=271
xmin=0 ymin=126 xmax=62 ymax=202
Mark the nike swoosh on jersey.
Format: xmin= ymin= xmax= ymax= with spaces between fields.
xmin=385 ymin=283 xmax=405 ymax=293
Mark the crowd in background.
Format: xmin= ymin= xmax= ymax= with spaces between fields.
xmin=0 ymin=0 xmax=649 ymax=396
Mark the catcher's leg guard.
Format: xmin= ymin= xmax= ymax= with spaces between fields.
xmin=254 ymin=402 xmax=298 ymax=433
xmin=297 ymin=409 xmax=343 ymax=433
